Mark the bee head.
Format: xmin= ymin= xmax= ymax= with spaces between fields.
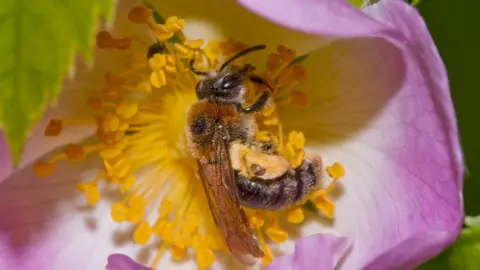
xmin=195 ymin=69 xmax=246 ymax=104
xmin=190 ymin=45 xmax=267 ymax=104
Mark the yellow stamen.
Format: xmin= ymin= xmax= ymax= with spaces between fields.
xmin=171 ymin=244 xmax=187 ymax=260
xmin=287 ymin=206 xmax=305 ymax=224
xmin=111 ymin=203 xmax=129 ymax=222
xmin=134 ymin=221 xmax=153 ymax=244
xmin=76 ymin=182 xmax=100 ymax=206
xmin=266 ymin=218 xmax=289 ymax=243
xmin=327 ymin=162 xmax=346 ymax=179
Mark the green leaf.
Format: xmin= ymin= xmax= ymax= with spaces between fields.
xmin=0 ymin=0 xmax=114 ymax=163
xmin=410 ymin=0 xmax=424 ymax=6
xmin=418 ymin=216 xmax=480 ymax=270
xmin=348 ymin=0 xmax=368 ymax=8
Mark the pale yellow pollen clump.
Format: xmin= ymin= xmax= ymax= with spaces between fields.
xmin=32 ymin=5 xmax=345 ymax=269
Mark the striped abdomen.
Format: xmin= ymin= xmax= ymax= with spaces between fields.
xmin=236 ymin=157 xmax=321 ymax=210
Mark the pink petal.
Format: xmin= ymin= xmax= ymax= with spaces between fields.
xmin=239 ymin=0 xmax=464 ymax=269
xmin=268 ymin=234 xmax=351 ymax=270
xmin=106 ymin=254 xmax=153 ymax=270
xmin=0 ymin=133 xmax=13 ymax=183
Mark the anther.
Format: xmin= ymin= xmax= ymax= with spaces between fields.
xmin=289 ymin=131 xmax=306 ymax=150
xmin=96 ymin=31 xmax=115 ymax=48
xmin=277 ymin=45 xmax=296 ymax=62
xmin=312 ymin=194 xmax=335 ymax=219
xmin=33 ymin=161 xmax=54 ymax=177
xmin=76 ymin=183 xmax=100 ymax=206
xmin=117 ymin=101 xmax=138 ymax=119
xmin=292 ymin=63 xmax=307 ymax=81
xmin=111 ymin=203 xmax=129 ymax=222
xmin=261 ymin=245 xmax=273 ymax=265
xmin=128 ymin=6 xmax=153 ymax=24
xmin=120 ymin=175 xmax=135 ymax=192
xmin=266 ymin=53 xmax=281 ymax=71
xmin=150 ymin=70 xmax=167 ymax=88
xmin=64 ymin=144 xmax=86 ymax=161
xmin=171 ymin=244 xmax=187 ymax=260
xmin=45 ymin=119 xmax=62 ymax=136
xmin=291 ymin=91 xmax=309 ymax=107
xmin=266 ymin=226 xmax=288 ymax=243
xmin=327 ymin=162 xmax=345 ymax=179
xmin=134 ymin=221 xmax=153 ymax=244
xmin=287 ymin=206 xmax=305 ymax=224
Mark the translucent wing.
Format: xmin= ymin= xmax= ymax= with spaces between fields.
xmin=197 ymin=135 xmax=264 ymax=266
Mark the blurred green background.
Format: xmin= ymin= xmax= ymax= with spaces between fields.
xmin=418 ymin=0 xmax=480 ymax=268
xmin=419 ymin=0 xmax=479 ymax=216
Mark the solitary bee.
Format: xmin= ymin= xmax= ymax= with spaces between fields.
xmin=186 ymin=45 xmax=272 ymax=265
xmin=185 ymin=45 xmax=321 ymax=265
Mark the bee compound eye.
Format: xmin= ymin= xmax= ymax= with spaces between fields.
xmin=221 ymin=74 xmax=242 ymax=90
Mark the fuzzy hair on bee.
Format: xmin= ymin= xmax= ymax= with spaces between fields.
xmin=185 ymin=45 xmax=275 ymax=265
xmin=185 ymin=100 xmax=256 ymax=164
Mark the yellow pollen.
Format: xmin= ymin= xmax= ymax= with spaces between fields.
xmin=117 ymin=101 xmax=138 ymax=119
xmin=266 ymin=219 xmax=289 ymax=243
xmin=76 ymin=182 xmax=100 ymax=206
xmin=327 ymin=162 xmax=346 ymax=179
xmin=171 ymin=244 xmax=187 ymax=260
xmin=134 ymin=221 xmax=153 ymax=244
xmin=289 ymin=130 xmax=306 ymax=150
xmin=194 ymin=243 xmax=215 ymax=268
xmin=111 ymin=203 xmax=129 ymax=222
xmin=204 ymin=41 xmax=221 ymax=62
xmin=287 ymin=206 xmax=305 ymax=224
xmin=33 ymin=8 xmax=345 ymax=269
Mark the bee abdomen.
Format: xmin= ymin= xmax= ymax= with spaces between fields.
xmin=236 ymin=157 xmax=320 ymax=210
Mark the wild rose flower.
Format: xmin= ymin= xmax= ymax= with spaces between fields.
xmin=0 ymin=0 xmax=463 ymax=270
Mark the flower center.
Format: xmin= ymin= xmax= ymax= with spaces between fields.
xmin=33 ymin=6 xmax=345 ymax=269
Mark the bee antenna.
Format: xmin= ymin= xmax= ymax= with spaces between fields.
xmin=219 ymin=45 xmax=266 ymax=71
xmin=190 ymin=59 xmax=209 ymax=76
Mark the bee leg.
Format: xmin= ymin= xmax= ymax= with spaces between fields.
xmin=236 ymin=92 xmax=270 ymax=113
xmin=250 ymin=75 xmax=274 ymax=93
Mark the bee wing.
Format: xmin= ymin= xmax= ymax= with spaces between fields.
xmin=197 ymin=135 xmax=264 ymax=266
